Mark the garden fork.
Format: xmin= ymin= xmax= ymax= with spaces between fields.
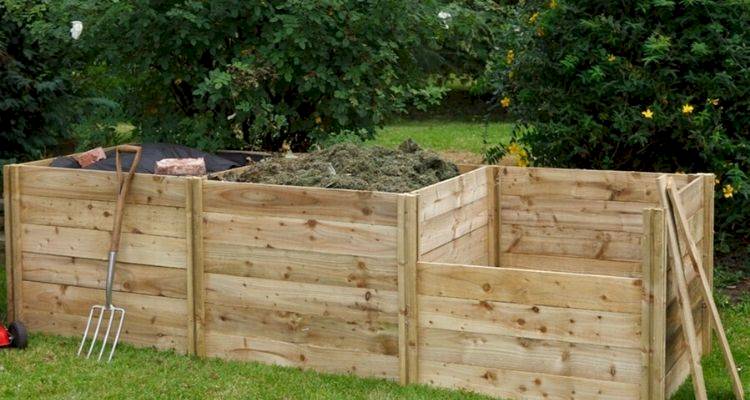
xmin=77 ymin=144 xmax=142 ymax=362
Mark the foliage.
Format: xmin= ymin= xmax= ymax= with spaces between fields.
xmin=56 ymin=0 xmax=448 ymax=152
xmin=489 ymin=0 xmax=750 ymax=253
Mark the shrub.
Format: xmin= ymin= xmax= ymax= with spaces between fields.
xmin=489 ymin=0 xmax=750 ymax=255
xmin=59 ymin=0 xmax=446 ymax=152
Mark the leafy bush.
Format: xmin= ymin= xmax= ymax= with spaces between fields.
xmin=490 ymin=0 xmax=750 ymax=254
xmin=57 ymin=0 xmax=447 ymax=151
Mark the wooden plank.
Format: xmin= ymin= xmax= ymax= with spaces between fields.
xmin=204 ymin=273 xmax=399 ymax=324
xmin=185 ymin=178 xmax=195 ymax=356
xmin=658 ymin=176 xmax=707 ymax=400
xmin=202 ymin=212 xmax=397 ymax=259
xmin=499 ymin=166 xmax=690 ymax=203
xmin=3 ymin=165 xmax=14 ymax=322
xmin=700 ymin=174 xmax=714 ymax=355
xmin=418 ymin=295 xmax=641 ymax=348
xmin=21 ymin=195 xmax=185 ymax=238
xmin=455 ymin=164 xmax=482 ymax=174
xmin=486 ymin=167 xmax=498 ymax=266
xmin=204 ymin=242 xmax=397 ymax=290
xmin=189 ymin=178 xmax=206 ymax=357
xmin=420 ymin=227 xmax=488 ymax=266
xmin=642 ymin=208 xmax=667 ymax=400
xmin=666 ymin=303 xmax=705 ymax=372
xmin=22 ymin=253 xmax=186 ymax=298
xmin=499 ymin=253 xmax=641 ymax=277
xmin=419 ymin=360 xmax=640 ymax=400
xmin=418 ymin=262 xmax=642 ymax=313
xmin=419 ymin=197 xmax=488 ymax=255
xmin=203 ymin=180 xmax=399 ymax=226
xmin=204 ymin=332 xmax=398 ymax=379
xmin=396 ymin=195 xmax=418 ymax=384
xmin=19 ymin=165 xmax=186 ymax=207
xmin=415 ymin=167 xmax=489 ymax=222
xmin=501 ymin=208 xmax=644 ymax=233
xmin=676 ymin=177 xmax=703 ymax=220
xmin=21 ymin=224 xmax=186 ymax=269
xmin=419 ymin=327 xmax=642 ymax=383
xmin=205 ymin=303 xmax=398 ymax=355
xmin=669 ymin=182 xmax=744 ymax=399
xmin=500 ymin=224 xmax=642 ymax=261
xmin=10 ymin=165 xmax=22 ymax=321
xmin=501 ymin=194 xmax=651 ymax=215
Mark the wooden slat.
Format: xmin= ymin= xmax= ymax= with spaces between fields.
xmin=204 ymin=273 xmax=399 ymax=324
xmin=21 ymin=224 xmax=186 ymax=269
xmin=420 ymin=198 xmax=488 ymax=255
xmin=19 ymin=165 xmax=186 ymax=207
xmin=499 ymin=253 xmax=641 ymax=277
xmin=202 ymin=212 xmax=397 ymax=259
xmin=665 ymin=333 xmax=704 ymax=400
xmin=205 ymin=332 xmax=398 ymax=379
xmin=22 ymin=253 xmax=186 ymax=298
xmin=10 ymin=165 xmax=22 ymax=320
xmin=500 ymin=225 xmax=642 ymax=261
xmin=501 ymin=194 xmax=651 ymax=215
xmin=21 ymin=195 xmax=185 ymax=238
xmin=397 ymin=194 xmax=418 ymax=384
xmin=676 ymin=176 xmax=703 ymax=219
xmin=415 ymin=167 xmax=489 ymax=222
xmin=501 ymin=208 xmax=643 ymax=233
xmin=418 ymin=295 xmax=641 ymax=348
xmin=499 ymin=166 xmax=690 ymax=203
xmin=420 ymin=227 xmax=489 ymax=266
xmin=418 ymin=262 xmax=642 ymax=313
xmin=666 ymin=303 xmax=705 ymax=372
xmin=189 ymin=178 xmax=206 ymax=357
xmin=204 ymin=242 xmax=396 ymax=290
xmin=419 ymin=360 xmax=640 ymax=400
xmin=203 ymin=180 xmax=399 ymax=226
xmin=642 ymin=208 xmax=667 ymax=400
xmin=185 ymin=178 xmax=196 ymax=356
xmin=486 ymin=167 xmax=498 ymax=266
xmin=205 ymin=303 xmax=398 ymax=355
xmin=700 ymin=174 xmax=714 ymax=355
xmin=3 ymin=165 xmax=14 ymax=321
xmin=419 ymin=327 xmax=642 ymax=383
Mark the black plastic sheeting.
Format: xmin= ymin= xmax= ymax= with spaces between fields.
xmin=50 ymin=143 xmax=240 ymax=174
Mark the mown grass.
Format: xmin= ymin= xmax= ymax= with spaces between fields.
xmin=371 ymin=120 xmax=513 ymax=154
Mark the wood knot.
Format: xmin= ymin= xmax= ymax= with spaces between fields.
xmin=481 ymin=283 xmax=492 ymax=292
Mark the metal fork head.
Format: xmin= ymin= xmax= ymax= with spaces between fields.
xmin=77 ymin=304 xmax=126 ymax=362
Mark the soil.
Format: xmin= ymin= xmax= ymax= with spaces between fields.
xmin=722 ymin=278 xmax=750 ymax=304
xmin=216 ymin=139 xmax=459 ymax=193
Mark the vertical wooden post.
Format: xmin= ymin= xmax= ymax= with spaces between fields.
xmin=642 ymin=208 xmax=667 ymax=400
xmin=397 ymin=194 xmax=419 ymax=385
xmin=700 ymin=174 xmax=715 ymax=355
xmin=486 ymin=167 xmax=499 ymax=267
xmin=185 ymin=178 xmax=196 ymax=356
xmin=2 ymin=165 xmax=14 ymax=322
xmin=188 ymin=177 xmax=206 ymax=357
xmin=9 ymin=165 xmax=22 ymax=322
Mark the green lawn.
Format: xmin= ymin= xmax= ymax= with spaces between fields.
xmin=1 ymin=120 xmax=748 ymax=399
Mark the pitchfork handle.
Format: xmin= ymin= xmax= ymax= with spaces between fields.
xmin=111 ymin=145 xmax=142 ymax=252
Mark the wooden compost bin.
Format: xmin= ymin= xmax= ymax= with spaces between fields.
xmin=3 ymin=157 xmax=714 ymax=400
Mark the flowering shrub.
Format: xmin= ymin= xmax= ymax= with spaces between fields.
xmin=489 ymin=0 xmax=750 ymax=255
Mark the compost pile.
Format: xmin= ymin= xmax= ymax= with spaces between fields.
xmin=217 ymin=139 xmax=459 ymax=193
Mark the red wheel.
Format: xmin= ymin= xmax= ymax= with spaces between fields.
xmin=9 ymin=321 xmax=28 ymax=349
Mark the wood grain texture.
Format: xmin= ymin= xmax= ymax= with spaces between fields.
xmin=415 ymin=166 xmax=489 ymax=222
xmin=3 ymin=165 xmax=14 ymax=321
xmin=189 ymin=178 xmax=206 ymax=357
xmin=204 ymin=241 xmax=397 ymax=290
xmin=19 ymin=165 xmax=186 ymax=207
xmin=10 ymin=165 xmax=22 ymax=320
xmin=420 ymin=227 xmax=489 ymax=266
xmin=418 ymin=295 xmax=640 ymax=348
xmin=419 ymin=198 xmax=488 ymax=255
xmin=499 ymin=253 xmax=641 ymax=277
xmin=396 ymin=194 xmax=419 ymax=384
xmin=202 ymin=211 xmax=397 ymax=259
xmin=419 ymin=327 xmax=642 ymax=383
xmin=642 ymin=208 xmax=667 ymax=400
xmin=205 ymin=332 xmax=399 ymax=379
xmin=420 ymin=360 xmax=640 ymax=400
xmin=22 ymin=253 xmax=186 ymax=298
xmin=700 ymin=174 xmax=715 ymax=355
xmin=21 ymin=224 xmax=186 ymax=269
xmin=21 ymin=195 xmax=185 ymax=238
xmin=418 ymin=262 xmax=642 ymax=313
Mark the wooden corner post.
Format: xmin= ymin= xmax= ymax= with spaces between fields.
xmin=486 ymin=166 xmax=500 ymax=267
xmin=642 ymin=208 xmax=667 ymax=400
xmin=700 ymin=174 xmax=715 ymax=355
xmin=3 ymin=165 xmax=15 ymax=322
xmin=187 ymin=177 xmax=206 ymax=357
xmin=397 ymin=194 xmax=419 ymax=385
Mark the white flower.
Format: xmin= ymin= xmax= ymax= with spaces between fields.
xmin=438 ymin=11 xmax=452 ymax=20
xmin=70 ymin=21 xmax=83 ymax=40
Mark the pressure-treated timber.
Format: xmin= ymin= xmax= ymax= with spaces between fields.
xmin=189 ymin=178 xmax=206 ymax=357
xmin=700 ymin=174 xmax=715 ymax=355
xmin=10 ymin=165 xmax=22 ymax=321
xmin=642 ymin=208 xmax=667 ymax=400
xmin=3 ymin=165 xmax=14 ymax=322
xmin=658 ymin=176 xmax=708 ymax=400
xmin=668 ymin=182 xmax=744 ymax=399
xmin=397 ymin=194 xmax=419 ymax=384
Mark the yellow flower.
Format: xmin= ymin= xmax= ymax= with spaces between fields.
xmin=641 ymin=108 xmax=654 ymax=119
xmin=500 ymin=96 xmax=511 ymax=108
xmin=507 ymin=143 xmax=529 ymax=167
xmin=723 ymin=184 xmax=734 ymax=198
xmin=506 ymin=50 xmax=515 ymax=65
xmin=682 ymin=103 xmax=694 ymax=115
xmin=529 ymin=12 xmax=539 ymax=23
xmin=607 ymin=54 xmax=616 ymax=62
xmin=549 ymin=0 xmax=558 ymax=9
xmin=724 ymin=183 xmax=734 ymax=199
xmin=708 ymin=98 xmax=719 ymax=106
